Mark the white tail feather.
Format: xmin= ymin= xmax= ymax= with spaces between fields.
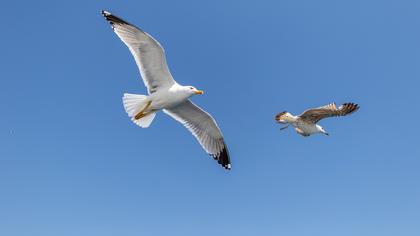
xmin=122 ymin=93 xmax=156 ymax=128
xmin=131 ymin=112 xmax=156 ymax=128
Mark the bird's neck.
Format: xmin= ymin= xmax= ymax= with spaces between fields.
xmin=169 ymin=84 xmax=192 ymax=98
xmin=285 ymin=114 xmax=298 ymax=123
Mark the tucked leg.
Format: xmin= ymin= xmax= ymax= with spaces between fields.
xmin=134 ymin=101 xmax=152 ymax=120
xmin=280 ymin=125 xmax=290 ymax=131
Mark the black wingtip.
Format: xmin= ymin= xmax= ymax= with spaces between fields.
xmin=101 ymin=10 xmax=113 ymax=20
xmin=212 ymin=147 xmax=231 ymax=171
xmin=342 ymin=102 xmax=360 ymax=114
xmin=101 ymin=10 xmax=130 ymax=26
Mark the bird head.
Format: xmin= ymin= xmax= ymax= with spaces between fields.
xmin=275 ymin=111 xmax=293 ymax=123
xmin=185 ymin=86 xmax=204 ymax=96
xmin=318 ymin=126 xmax=329 ymax=136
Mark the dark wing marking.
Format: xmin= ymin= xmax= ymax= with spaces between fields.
xmin=163 ymin=100 xmax=231 ymax=170
xmin=102 ymin=10 xmax=175 ymax=94
xmin=299 ymin=103 xmax=359 ymax=123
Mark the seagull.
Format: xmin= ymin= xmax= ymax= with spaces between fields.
xmin=275 ymin=103 xmax=359 ymax=137
xmin=102 ymin=10 xmax=231 ymax=170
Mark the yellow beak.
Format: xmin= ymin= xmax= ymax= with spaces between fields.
xmin=194 ymin=90 xmax=204 ymax=95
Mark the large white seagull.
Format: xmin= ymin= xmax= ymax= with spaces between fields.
xmin=102 ymin=10 xmax=231 ymax=169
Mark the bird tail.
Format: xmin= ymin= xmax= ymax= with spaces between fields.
xmin=122 ymin=93 xmax=156 ymax=128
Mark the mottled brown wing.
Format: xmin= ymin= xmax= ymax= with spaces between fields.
xmin=299 ymin=103 xmax=359 ymax=123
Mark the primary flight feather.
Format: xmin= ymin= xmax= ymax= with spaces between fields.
xmin=102 ymin=10 xmax=231 ymax=170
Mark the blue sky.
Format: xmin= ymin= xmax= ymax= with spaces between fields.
xmin=1 ymin=0 xmax=420 ymax=235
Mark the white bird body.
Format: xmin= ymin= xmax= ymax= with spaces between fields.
xmin=147 ymin=84 xmax=194 ymax=110
xmin=279 ymin=113 xmax=324 ymax=136
xmin=294 ymin=120 xmax=323 ymax=136
xmin=102 ymin=10 xmax=231 ymax=169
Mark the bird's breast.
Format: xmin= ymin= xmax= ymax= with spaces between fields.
xmin=296 ymin=121 xmax=318 ymax=134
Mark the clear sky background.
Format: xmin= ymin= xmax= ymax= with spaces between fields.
xmin=1 ymin=0 xmax=420 ymax=235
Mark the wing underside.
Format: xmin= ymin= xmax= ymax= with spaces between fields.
xmin=102 ymin=10 xmax=175 ymax=94
xmin=164 ymin=100 xmax=231 ymax=170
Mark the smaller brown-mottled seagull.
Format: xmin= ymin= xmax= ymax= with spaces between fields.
xmin=275 ymin=103 xmax=359 ymax=137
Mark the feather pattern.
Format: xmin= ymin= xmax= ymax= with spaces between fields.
xmin=164 ymin=100 xmax=231 ymax=170
xmin=299 ymin=103 xmax=359 ymax=123
xmin=102 ymin=11 xmax=175 ymax=94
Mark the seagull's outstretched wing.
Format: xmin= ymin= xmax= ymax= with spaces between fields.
xmin=102 ymin=10 xmax=175 ymax=94
xmin=299 ymin=103 xmax=359 ymax=123
xmin=163 ymin=101 xmax=231 ymax=170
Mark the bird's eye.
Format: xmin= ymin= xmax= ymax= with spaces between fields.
xmin=190 ymin=87 xmax=193 ymax=89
